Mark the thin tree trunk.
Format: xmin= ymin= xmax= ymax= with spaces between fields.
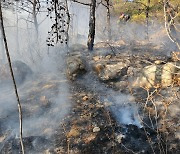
xmin=16 ymin=1 xmax=20 ymax=55
xmin=106 ymin=0 xmax=111 ymax=41
xmin=32 ymin=0 xmax=41 ymax=58
xmin=146 ymin=0 xmax=150 ymax=40
xmin=87 ymin=0 xmax=96 ymax=51
xmin=0 ymin=2 xmax=25 ymax=154
xmin=0 ymin=26 xmax=5 ymax=64
xmin=33 ymin=0 xmax=38 ymax=37
xmin=65 ymin=0 xmax=70 ymax=49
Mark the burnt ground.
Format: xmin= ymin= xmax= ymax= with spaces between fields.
xmin=0 ymin=41 xmax=180 ymax=154
xmin=51 ymin=75 xmax=178 ymax=153
xmin=52 ymin=42 xmax=179 ymax=154
xmin=52 ymin=82 xmax=158 ymax=154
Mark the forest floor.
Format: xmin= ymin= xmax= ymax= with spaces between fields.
xmin=0 ymin=40 xmax=179 ymax=154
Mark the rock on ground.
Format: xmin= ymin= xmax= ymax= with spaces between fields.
xmin=0 ymin=60 xmax=33 ymax=85
xmin=66 ymin=53 xmax=87 ymax=80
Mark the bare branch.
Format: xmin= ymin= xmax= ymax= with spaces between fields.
xmin=163 ymin=0 xmax=180 ymax=50
xmin=71 ymin=0 xmax=91 ymax=6
xmin=97 ymin=0 xmax=113 ymax=8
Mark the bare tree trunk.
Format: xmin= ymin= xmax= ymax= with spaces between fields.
xmin=0 ymin=2 xmax=25 ymax=154
xmin=0 ymin=26 xmax=5 ymax=64
xmin=87 ymin=0 xmax=96 ymax=51
xmin=65 ymin=0 xmax=70 ymax=48
xmin=33 ymin=0 xmax=38 ymax=37
xmin=32 ymin=0 xmax=42 ymax=59
xmin=106 ymin=0 xmax=111 ymax=41
xmin=146 ymin=0 xmax=150 ymax=40
xmin=16 ymin=1 xmax=20 ymax=55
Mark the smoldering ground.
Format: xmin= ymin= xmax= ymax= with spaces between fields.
xmin=0 ymin=0 xmax=173 ymax=130
xmin=0 ymin=9 xmax=72 ymax=152
xmin=74 ymin=70 xmax=142 ymax=128
xmin=0 ymin=1 xmax=178 ymax=153
xmin=0 ymin=47 xmax=72 ymax=153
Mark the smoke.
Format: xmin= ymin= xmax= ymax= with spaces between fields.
xmin=103 ymin=93 xmax=142 ymax=128
xmin=68 ymin=0 xmax=177 ymax=55
xmin=0 ymin=50 xmax=71 ymax=152
xmin=0 ymin=49 xmax=71 ymax=131
xmin=77 ymin=73 xmax=142 ymax=128
xmin=0 ymin=6 xmax=72 ymax=152
xmin=109 ymin=94 xmax=142 ymax=128
xmin=68 ymin=1 xmax=89 ymax=44
xmin=0 ymin=1 xmax=178 ymax=152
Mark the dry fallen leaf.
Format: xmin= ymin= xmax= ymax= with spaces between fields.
xmin=67 ymin=126 xmax=80 ymax=138
xmin=40 ymin=96 xmax=46 ymax=102
xmin=93 ymin=127 xmax=100 ymax=133
xmin=83 ymin=134 xmax=96 ymax=144
xmin=0 ymin=135 xmax=6 ymax=143
xmin=82 ymin=96 xmax=88 ymax=101
xmin=93 ymin=56 xmax=101 ymax=61
xmin=42 ymin=84 xmax=55 ymax=90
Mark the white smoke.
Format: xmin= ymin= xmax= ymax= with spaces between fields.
xmin=0 ymin=6 xmax=71 ymax=153
xmin=0 ymin=1 xmax=177 ymax=152
xmin=111 ymin=94 xmax=142 ymax=128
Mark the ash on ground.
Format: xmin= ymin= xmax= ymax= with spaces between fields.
xmin=0 ymin=41 xmax=179 ymax=154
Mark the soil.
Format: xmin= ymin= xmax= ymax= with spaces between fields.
xmin=0 ymin=41 xmax=179 ymax=154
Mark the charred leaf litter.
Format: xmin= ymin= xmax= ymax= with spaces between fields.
xmin=0 ymin=42 xmax=180 ymax=153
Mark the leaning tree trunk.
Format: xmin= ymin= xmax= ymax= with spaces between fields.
xmin=0 ymin=2 xmax=25 ymax=154
xmin=87 ymin=0 xmax=96 ymax=51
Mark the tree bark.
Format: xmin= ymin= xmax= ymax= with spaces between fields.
xmin=146 ymin=0 xmax=150 ymax=40
xmin=106 ymin=0 xmax=111 ymax=41
xmin=16 ymin=1 xmax=20 ymax=55
xmin=0 ymin=2 xmax=25 ymax=154
xmin=65 ymin=0 xmax=70 ymax=49
xmin=0 ymin=25 xmax=5 ymax=64
xmin=33 ymin=0 xmax=38 ymax=37
xmin=87 ymin=0 xmax=96 ymax=51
